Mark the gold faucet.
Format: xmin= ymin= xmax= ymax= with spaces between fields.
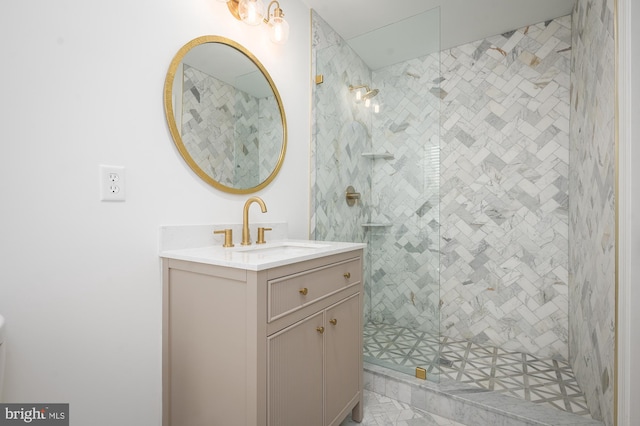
xmin=242 ymin=197 xmax=267 ymax=245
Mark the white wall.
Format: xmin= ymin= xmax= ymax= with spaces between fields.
xmin=1 ymin=0 xmax=639 ymax=425
xmin=0 ymin=1 xmax=310 ymax=425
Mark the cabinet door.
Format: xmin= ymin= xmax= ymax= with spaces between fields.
xmin=268 ymin=311 xmax=324 ymax=426
xmin=324 ymin=294 xmax=361 ymax=425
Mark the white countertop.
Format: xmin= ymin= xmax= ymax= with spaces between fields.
xmin=160 ymin=239 xmax=366 ymax=271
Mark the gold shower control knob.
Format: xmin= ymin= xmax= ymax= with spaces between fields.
xmin=343 ymin=272 xmax=351 ymax=279
xmin=329 ymin=319 xmax=337 ymax=325
xmin=316 ymin=326 xmax=325 ymax=334
xmin=299 ymin=288 xmax=308 ymax=295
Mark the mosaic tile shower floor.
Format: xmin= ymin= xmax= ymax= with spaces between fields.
xmin=363 ymin=322 xmax=591 ymax=418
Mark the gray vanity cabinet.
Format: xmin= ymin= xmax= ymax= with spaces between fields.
xmin=162 ymin=249 xmax=364 ymax=426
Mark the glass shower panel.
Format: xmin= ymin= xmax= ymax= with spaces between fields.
xmin=364 ymin=41 xmax=441 ymax=379
xmin=311 ymin=26 xmax=371 ymax=246
xmin=311 ymin=8 xmax=441 ymax=382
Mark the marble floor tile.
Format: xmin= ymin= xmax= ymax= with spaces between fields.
xmin=340 ymin=389 xmax=468 ymax=426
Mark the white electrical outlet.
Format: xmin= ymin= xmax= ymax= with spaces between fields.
xmin=99 ymin=165 xmax=126 ymax=201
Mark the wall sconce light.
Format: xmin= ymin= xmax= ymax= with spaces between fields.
xmin=222 ymin=0 xmax=290 ymax=45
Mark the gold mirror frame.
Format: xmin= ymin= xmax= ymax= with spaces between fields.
xmin=163 ymin=36 xmax=287 ymax=194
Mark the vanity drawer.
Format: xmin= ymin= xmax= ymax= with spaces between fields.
xmin=268 ymin=258 xmax=360 ymax=322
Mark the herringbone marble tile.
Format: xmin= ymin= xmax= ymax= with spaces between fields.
xmin=568 ymin=0 xmax=616 ymax=423
xmin=181 ymin=64 xmax=281 ymax=189
xmin=438 ymin=16 xmax=571 ymax=359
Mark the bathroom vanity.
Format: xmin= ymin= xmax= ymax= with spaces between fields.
xmin=161 ymin=240 xmax=365 ymax=426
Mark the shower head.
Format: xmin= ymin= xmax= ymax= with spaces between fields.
xmin=362 ymin=88 xmax=379 ymax=100
xmin=349 ymin=84 xmax=380 ymax=100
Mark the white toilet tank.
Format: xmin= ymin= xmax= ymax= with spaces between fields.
xmin=0 ymin=315 xmax=5 ymax=401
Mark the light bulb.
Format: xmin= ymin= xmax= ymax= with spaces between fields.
xmin=365 ymin=98 xmax=371 ymax=108
xmin=238 ymin=0 xmax=265 ymax=26
xmin=374 ymin=104 xmax=380 ymax=113
xmin=270 ymin=16 xmax=289 ymax=44
xmin=355 ymin=91 xmax=362 ymax=101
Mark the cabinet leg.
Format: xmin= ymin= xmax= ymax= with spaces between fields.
xmin=351 ymin=397 xmax=364 ymax=423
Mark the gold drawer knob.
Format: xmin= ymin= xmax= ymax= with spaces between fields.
xmin=329 ymin=318 xmax=338 ymax=325
xmin=299 ymin=288 xmax=308 ymax=296
xmin=343 ymin=272 xmax=351 ymax=279
xmin=316 ymin=326 xmax=325 ymax=334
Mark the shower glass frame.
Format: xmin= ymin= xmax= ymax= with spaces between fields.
xmin=311 ymin=7 xmax=442 ymax=382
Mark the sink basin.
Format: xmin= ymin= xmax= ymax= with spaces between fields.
xmin=233 ymin=241 xmax=331 ymax=254
xmin=234 ymin=241 xmax=329 ymax=254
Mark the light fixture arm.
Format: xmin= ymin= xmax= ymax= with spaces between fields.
xmin=226 ymin=0 xmax=242 ymax=20
xmin=225 ymin=0 xmax=284 ymax=23
xmin=223 ymin=0 xmax=289 ymax=44
xmin=264 ymin=0 xmax=284 ymax=24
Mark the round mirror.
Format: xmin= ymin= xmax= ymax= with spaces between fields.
xmin=164 ymin=36 xmax=287 ymax=194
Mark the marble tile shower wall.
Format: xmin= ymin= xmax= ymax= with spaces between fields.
xmin=368 ymin=56 xmax=441 ymax=333
xmin=439 ymin=16 xmax=572 ymax=359
xmin=311 ymin=11 xmax=374 ymax=322
xmin=311 ymin=11 xmax=371 ymax=245
xmin=312 ymin=7 xmax=615 ymax=425
xmin=569 ymin=0 xmax=615 ymax=424
xmin=182 ymin=65 xmax=278 ymax=188
xmin=257 ymin=94 xmax=282 ymax=184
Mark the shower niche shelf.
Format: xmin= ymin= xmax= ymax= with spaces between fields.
xmin=361 ymin=152 xmax=394 ymax=160
xmin=361 ymin=223 xmax=392 ymax=228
